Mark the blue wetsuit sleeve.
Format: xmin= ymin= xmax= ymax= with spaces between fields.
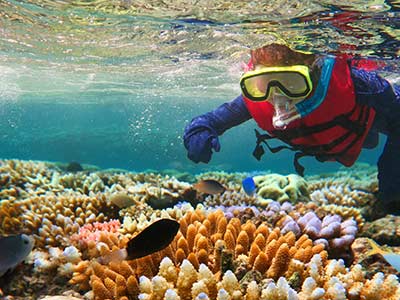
xmin=183 ymin=95 xmax=251 ymax=163
xmin=186 ymin=95 xmax=252 ymax=136
xmin=352 ymin=67 xmax=400 ymax=206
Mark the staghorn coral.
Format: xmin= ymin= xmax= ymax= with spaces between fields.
xmin=306 ymin=162 xmax=378 ymax=189
xmin=0 ymin=159 xmax=58 ymax=189
xmin=0 ymin=159 xmax=194 ymax=209
xmin=195 ymin=171 xmax=247 ymax=187
xmin=253 ymin=174 xmax=309 ymax=205
xmin=203 ymin=190 xmax=258 ymax=209
xmin=315 ymin=204 xmax=365 ymax=229
xmin=309 ymin=184 xmax=377 ymax=220
xmin=104 ymin=175 xmax=193 ymax=211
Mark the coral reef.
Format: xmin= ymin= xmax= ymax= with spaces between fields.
xmin=0 ymin=159 xmax=397 ymax=300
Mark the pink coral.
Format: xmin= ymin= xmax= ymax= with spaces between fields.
xmin=71 ymin=219 xmax=121 ymax=245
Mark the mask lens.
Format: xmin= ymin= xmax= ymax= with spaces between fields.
xmin=269 ymin=72 xmax=309 ymax=96
xmin=241 ymin=74 xmax=271 ymax=99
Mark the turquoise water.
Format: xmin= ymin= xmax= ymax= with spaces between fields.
xmin=0 ymin=0 xmax=399 ymax=174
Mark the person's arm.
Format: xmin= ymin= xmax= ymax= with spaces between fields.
xmin=352 ymin=68 xmax=400 ymax=209
xmin=183 ymin=95 xmax=252 ymax=163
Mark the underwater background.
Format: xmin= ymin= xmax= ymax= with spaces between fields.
xmin=1 ymin=1 xmax=400 ymax=300
xmin=0 ymin=0 xmax=399 ymax=175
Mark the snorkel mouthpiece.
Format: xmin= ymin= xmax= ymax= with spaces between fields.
xmin=271 ymin=95 xmax=301 ymax=129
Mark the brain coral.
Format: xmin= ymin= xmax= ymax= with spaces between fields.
xmin=253 ymin=173 xmax=309 ymax=204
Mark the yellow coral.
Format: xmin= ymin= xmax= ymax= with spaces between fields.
xmin=253 ymin=173 xmax=309 ymax=204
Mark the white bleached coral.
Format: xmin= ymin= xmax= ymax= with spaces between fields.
xmin=136 ymin=255 xmax=400 ymax=300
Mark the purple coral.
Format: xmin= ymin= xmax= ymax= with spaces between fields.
xmin=209 ymin=205 xmax=260 ymax=220
xmin=262 ymin=201 xmax=294 ymax=218
xmin=298 ymin=212 xmax=321 ymax=239
xmin=295 ymin=211 xmax=358 ymax=254
xmin=281 ymin=215 xmax=301 ymax=237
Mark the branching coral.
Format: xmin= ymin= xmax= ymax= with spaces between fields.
xmin=136 ymin=254 xmax=400 ymax=300
xmin=68 ymin=209 xmax=327 ymax=300
xmin=0 ymin=192 xmax=120 ymax=248
xmin=310 ymin=184 xmax=377 ymax=220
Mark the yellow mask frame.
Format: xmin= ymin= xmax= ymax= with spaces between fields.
xmin=240 ymin=65 xmax=313 ymax=102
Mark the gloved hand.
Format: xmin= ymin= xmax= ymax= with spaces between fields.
xmin=183 ymin=95 xmax=252 ymax=163
xmin=184 ymin=124 xmax=220 ymax=163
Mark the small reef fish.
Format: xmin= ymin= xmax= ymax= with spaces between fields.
xmin=0 ymin=234 xmax=35 ymax=277
xmin=99 ymin=218 xmax=180 ymax=263
xmin=109 ymin=192 xmax=140 ymax=208
xmin=193 ymin=179 xmax=226 ymax=195
xmin=65 ymin=161 xmax=83 ymax=172
xmin=242 ymin=176 xmax=256 ymax=196
xmin=367 ymin=239 xmax=400 ymax=272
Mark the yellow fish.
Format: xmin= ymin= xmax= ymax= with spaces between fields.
xmin=367 ymin=239 xmax=400 ymax=272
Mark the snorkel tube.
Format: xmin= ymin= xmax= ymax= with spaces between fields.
xmin=271 ymin=57 xmax=335 ymax=129
xmin=271 ymin=95 xmax=302 ymax=129
xmin=295 ymin=57 xmax=335 ymax=117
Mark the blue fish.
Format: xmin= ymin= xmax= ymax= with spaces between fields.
xmin=242 ymin=176 xmax=256 ymax=196
xmin=0 ymin=234 xmax=34 ymax=277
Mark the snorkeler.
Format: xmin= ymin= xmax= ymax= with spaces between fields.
xmin=183 ymin=43 xmax=400 ymax=215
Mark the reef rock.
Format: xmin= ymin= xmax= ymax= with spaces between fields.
xmin=362 ymin=215 xmax=400 ymax=246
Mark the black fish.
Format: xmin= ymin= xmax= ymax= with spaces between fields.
xmin=126 ymin=218 xmax=180 ymax=259
xmin=99 ymin=218 xmax=180 ymax=264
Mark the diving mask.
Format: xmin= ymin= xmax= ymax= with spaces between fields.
xmin=240 ymin=65 xmax=313 ymax=102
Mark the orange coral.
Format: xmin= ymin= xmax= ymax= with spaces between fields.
xmin=69 ymin=209 xmax=329 ymax=300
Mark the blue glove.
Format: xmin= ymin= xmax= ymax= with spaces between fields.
xmin=184 ymin=123 xmax=220 ymax=163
